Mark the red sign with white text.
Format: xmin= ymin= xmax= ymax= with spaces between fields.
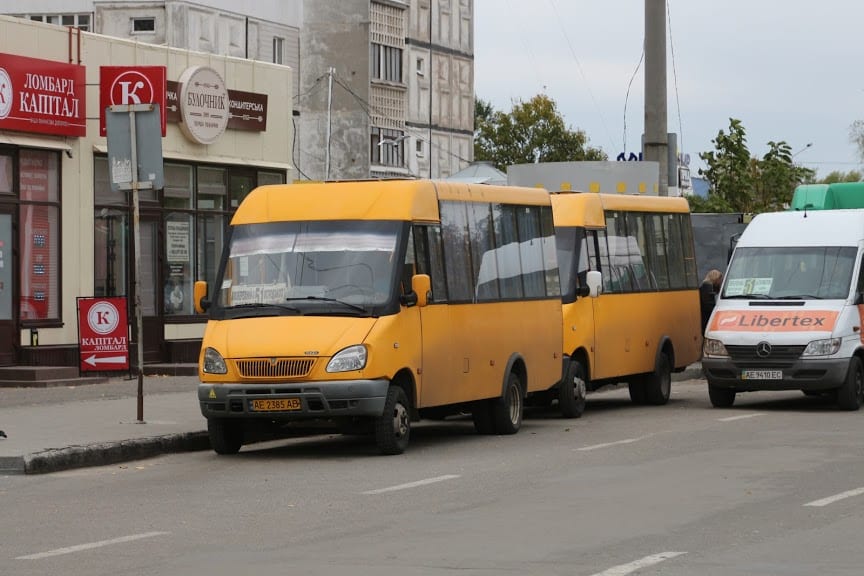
xmin=0 ymin=52 xmax=86 ymax=137
xmin=78 ymin=297 xmax=130 ymax=372
xmin=99 ymin=66 xmax=167 ymax=136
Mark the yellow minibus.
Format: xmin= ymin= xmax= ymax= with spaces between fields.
xmin=550 ymin=191 xmax=702 ymax=405
xmin=193 ymin=180 xmax=567 ymax=455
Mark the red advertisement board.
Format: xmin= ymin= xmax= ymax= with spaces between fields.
xmin=0 ymin=52 xmax=86 ymax=137
xmin=99 ymin=66 xmax=167 ymax=136
xmin=78 ymin=297 xmax=130 ymax=372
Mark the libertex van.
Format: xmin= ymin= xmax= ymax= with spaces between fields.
xmin=702 ymin=209 xmax=864 ymax=410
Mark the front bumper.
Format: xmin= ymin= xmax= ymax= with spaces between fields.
xmin=198 ymin=379 xmax=389 ymax=419
xmin=702 ymin=357 xmax=850 ymax=392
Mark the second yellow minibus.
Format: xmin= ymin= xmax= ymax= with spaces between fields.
xmin=550 ymin=191 xmax=702 ymax=405
xmin=194 ymin=180 xmax=568 ymax=455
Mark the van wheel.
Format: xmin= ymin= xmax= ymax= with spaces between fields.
xmin=559 ymin=360 xmax=587 ymax=418
xmin=628 ymin=381 xmax=647 ymax=405
xmin=836 ymin=357 xmax=863 ymax=411
xmin=208 ymin=419 xmax=243 ymax=455
xmin=708 ymin=384 xmax=736 ymax=408
xmin=491 ymin=372 xmax=523 ymax=435
xmin=375 ymin=386 xmax=411 ymax=455
xmin=643 ymin=352 xmax=672 ymax=405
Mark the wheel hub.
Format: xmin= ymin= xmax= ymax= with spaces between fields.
xmin=393 ymin=404 xmax=409 ymax=438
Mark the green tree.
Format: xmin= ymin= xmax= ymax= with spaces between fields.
xmin=820 ymin=169 xmax=862 ymax=183
xmin=691 ymin=118 xmax=814 ymax=213
xmin=474 ymin=94 xmax=606 ymax=171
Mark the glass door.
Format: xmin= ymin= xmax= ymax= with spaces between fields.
xmin=0 ymin=210 xmax=15 ymax=365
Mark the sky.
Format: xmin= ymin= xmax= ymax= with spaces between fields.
xmin=474 ymin=0 xmax=864 ymax=179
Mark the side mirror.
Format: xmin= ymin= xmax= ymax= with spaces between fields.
xmin=194 ymin=280 xmax=210 ymax=313
xmin=585 ymin=270 xmax=602 ymax=298
xmin=411 ymin=274 xmax=431 ymax=307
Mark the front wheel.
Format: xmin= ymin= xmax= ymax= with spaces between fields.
xmin=491 ymin=372 xmax=523 ymax=435
xmin=375 ymin=386 xmax=411 ymax=455
xmin=559 ymin=360 xmax=587 ymax=418
xmin=836 ymin=356 xmax=863 ymax=411
xmin=208 ymin=419 xmax=243 ymax=455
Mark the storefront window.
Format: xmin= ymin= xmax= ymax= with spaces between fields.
xmin=198 ymin=166 xmax=226 ymax=210
xmin=0 ymin=154 xmax=12 ymax=194
xmin=258 ymin=171 xmax=284 ymax=186
xmin=229 ymin=172 xmax=255 ymax=208
xmin=19 ymin=150 xmax=60 ymax=322
xmin=94 ymin=209 xmax=128 ymax=297
xmin=164 ymin=164 xmax=193 ymax=209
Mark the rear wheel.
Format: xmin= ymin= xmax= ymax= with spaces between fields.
xmin=375 ymin=386 xmax=411 ymax=455
xmin=559 ymin=360 xmax=587 ymax=418
xmin=836 ymin=357 xmax=863 ymax=411
xmin=643 ymin=352 xmax=672 ymax=405
xmin=708 ymin=384 xmax=736 ymax=408
xmin=628 ymin=381 xmax=647 ymax=405
xmin=491 ymin=372 xmax=523 ymax=435
xmin=208 ymin=419 xmax=243 ymax=455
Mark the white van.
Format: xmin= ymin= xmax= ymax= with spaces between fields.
xmin=702 ymin=209 xmax=864 ymax=410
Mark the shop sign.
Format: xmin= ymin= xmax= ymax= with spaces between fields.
xmin=0 ymin=52 xmax=86 ymax=137
xmin=177 ymin=66 xmax=229 ymax=145
xmin=166 ymin=80 xmax=267 ymax=133
xmin=99 ymin=66 xmax=167 ymax=137
xmin=78 ymin=297 xmax=129 ymax=372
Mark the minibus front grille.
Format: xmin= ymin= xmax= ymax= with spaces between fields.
xmin=725 ymin=344 xmax=806 ymax=363
xmin=235 ymin=358 xmax=315 ymax=379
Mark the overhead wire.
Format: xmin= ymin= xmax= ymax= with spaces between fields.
xmin=623 ymin=50 xmax=644 ymax=157
xmin=547 ymin=0 xmax=618 ymax=154
xmin=667 ymin=0 xmax=684 ymax=159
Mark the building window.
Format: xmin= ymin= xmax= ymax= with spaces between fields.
xmin=19 ymin=150 xmax=61 ymax=323
xmin=132 ymin=17 xmax=156 ymax=34
xmin=273 ymin=37 xmax=285 ymax=65
xmin=371 ymin=43 xmax=403 ymax=83
xmin=23 ymin=13 xmax=90 ymax=30
xmin=416 ymin=139 xmax=424 ymax=157
xmin=371 ymin=128 xmax=405 ymax=168
xmin=416 ymin=57 xmax=425 ymax=76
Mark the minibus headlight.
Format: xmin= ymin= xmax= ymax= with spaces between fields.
xmin=802 ymin=338 xmax=842 ymax=357
xmin=703 ymin=338 xmax=729 ymax=358
xmin=202 ymin=347 xmax=228 ymax=374
xmin=327 ymin=345 xmax=367 ymax=373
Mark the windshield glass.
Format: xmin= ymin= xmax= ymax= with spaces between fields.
xmin=723 ymin=246 xmax=857 ymax=300
xmin=214 ymin=220 xmax=402 ymax=316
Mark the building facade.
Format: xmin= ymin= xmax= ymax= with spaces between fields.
xmin=297 ymin=0 xmax=473 ymax=181
xmin=0 ymin=15 xmax=293 ymax=367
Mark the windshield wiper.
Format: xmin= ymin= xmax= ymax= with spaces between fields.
xmin=285 ymin=296 xmax=369 ymax=314
xmin=776 ymin=294 xmax=824 ymax=300
xmin=723 ymin=293 xmax=773 ymax=300
xmin=226 ymin=302 xmax=302 ymax=314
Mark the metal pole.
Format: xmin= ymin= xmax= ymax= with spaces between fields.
xmin=129 ymin=108 xmax=145 ymax=423
xmin=644 ymin=0 xmax=669 ymax=196
xmin=325 ymin=66 xmax=334 ymax=180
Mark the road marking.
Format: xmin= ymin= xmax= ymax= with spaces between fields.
xmin=805 ymin=487 xmax=864 ymax=507
xmin=16 ymin=531 xmax=169 ymax=560
xmin=576 ymin=435 xmax=651 ymax=452
xmin=717 ymin=413 xmax=766 ymax=422
xmin=589 ymin=551 xmax=687 ymax=576
xmin=362 ymin=474 xmax=460 ymax=495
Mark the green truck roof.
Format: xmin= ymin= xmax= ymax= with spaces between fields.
xmin=790 ymin=182 xmax=864 ymax=211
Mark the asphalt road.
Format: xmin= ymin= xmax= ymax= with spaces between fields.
xmin=2 ymin=379 xmax=864 ymax=575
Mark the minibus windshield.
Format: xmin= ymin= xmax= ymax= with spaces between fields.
xmin=723 ymin=246 xmax=857 ymax=300
xmin=214 ymin=220 xmax=402 ymax=316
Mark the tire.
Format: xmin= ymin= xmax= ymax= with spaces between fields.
xmin=643 ymin=352 xmax=672 ymax=405
xmin=836 ymin=357 xmax=863 ymax=411
xmin=375 ymin=386 xmax=411 ymax=455
xmin=208 ymin=419 xmax=243 ymax=455
xmin=708 ymin=384 xmax=736 ymax=408
xmin=472 ymin=400 xmax=495 ymax=434
xmin=491 ymin=372 xmax=523 ymax=435
xmin=559 ymin=360 xmax=587 ymax=418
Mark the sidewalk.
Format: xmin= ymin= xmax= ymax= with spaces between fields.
xmin=0 ymin=374 xmax=209 ymax=475
xmin=0 ymin=363 xmax=704 ymax=475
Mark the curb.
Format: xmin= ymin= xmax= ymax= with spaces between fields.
xmin=1 ymin=431 xmax=210 ymax=475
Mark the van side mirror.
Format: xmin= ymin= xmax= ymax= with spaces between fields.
xmin=586 ymin=270 xmax=602 ymax=298
xmin=194 ymin=280 xmax=210 ymax=313
xmin=411 ymin=274 xmax=431 ymax=307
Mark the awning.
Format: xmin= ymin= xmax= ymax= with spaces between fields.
xmin=92 ymin=144 xmax=293 ymax=172
xmin=0 ymin=132 xmax=72 ymax=152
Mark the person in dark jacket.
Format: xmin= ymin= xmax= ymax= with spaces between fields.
xmin=700 ymin=269 xmax=723 ymax=334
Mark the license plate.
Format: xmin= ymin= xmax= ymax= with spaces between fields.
xmin=741 ymin=370 xmax=782 ymax=380
xmin=249 ymin=398 xmax=302 ymax=412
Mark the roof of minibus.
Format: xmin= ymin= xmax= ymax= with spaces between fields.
xmin=230 ymin=180 xmax=552 ymax=225
xmin=739 ymin=209 xmax=864 ymax=247
xmin=549 ymin=191 xmax=691 ymax=227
